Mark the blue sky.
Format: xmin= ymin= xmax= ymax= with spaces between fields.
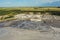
xmin=0 ymin=0 xmax=60 ymax=7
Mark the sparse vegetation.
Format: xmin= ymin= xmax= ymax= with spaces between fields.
xmin=0 ymin=7 xmax=60 ymax=21
xmin=0 ymin=7 xmax=60 ymax=15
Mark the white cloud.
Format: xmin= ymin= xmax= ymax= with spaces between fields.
xmin=0 ymin=0 xmax=60 ymax=7
xmin=0 ymin=2 xmax=11 ymax=4
xmin=5 ymin=2 xmax=11 ymax=4
xmin=0 ymin=0 xmax=60 ymax=4
xmin=0 ymin=1 xmax=12 ymax=5
xmin=34 ymin=0 xmax=60 ymax=4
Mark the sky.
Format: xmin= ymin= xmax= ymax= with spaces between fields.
xmin=0 ymin=0 xmax=60 ymax=7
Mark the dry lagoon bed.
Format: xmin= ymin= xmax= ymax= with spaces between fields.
xmin=0 ymin=20 xmax=60 ymax=40
xmin=0 ymin=27 xmax=60 ymax=40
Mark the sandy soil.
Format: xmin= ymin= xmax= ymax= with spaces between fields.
xmin=0 ymin=27 xmax=60 ymax=40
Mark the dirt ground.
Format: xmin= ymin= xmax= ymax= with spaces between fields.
xmin=0 ymin=15 xmax=60 ymax=40
xmin=0 ymin=27 xmax=60 ymax=40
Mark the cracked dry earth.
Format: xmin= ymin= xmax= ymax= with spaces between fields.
xmin=0 ymin=27 xmax=60 ymax=40
xmin=0 ymin=20 xmax=60 ymax=40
